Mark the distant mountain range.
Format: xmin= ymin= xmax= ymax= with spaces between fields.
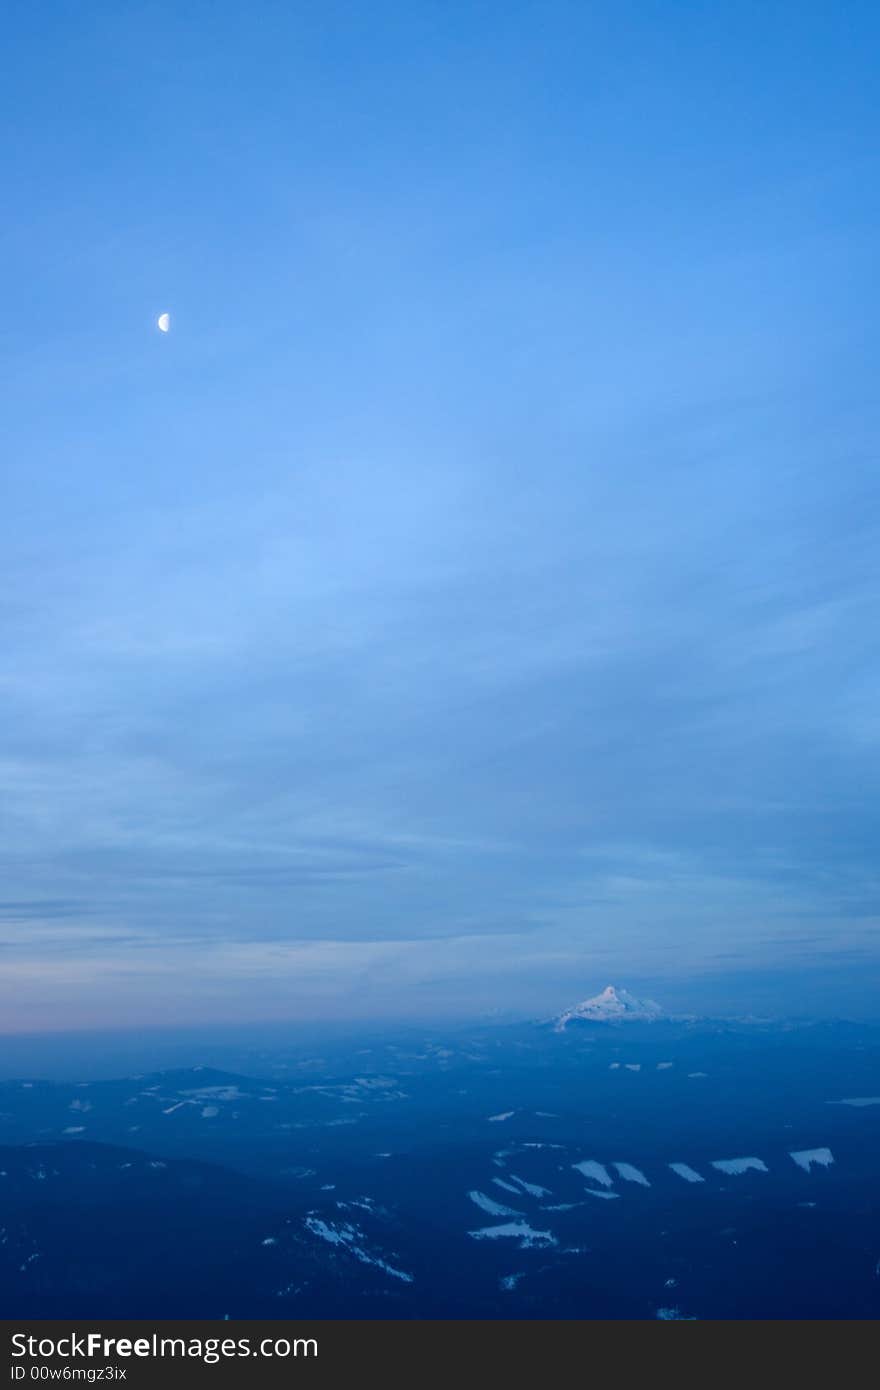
xmin=553 ymin=985 xmax=666 ymax=1031
xmin=2 ymin=1016 xmax=880 ymax=1318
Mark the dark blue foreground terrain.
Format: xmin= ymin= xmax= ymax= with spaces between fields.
xmin=1 ymin=1016 xmax=878 ymax=1318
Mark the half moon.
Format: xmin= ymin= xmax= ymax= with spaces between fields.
xmin=157 ymin=313 xmax=170 ymax=333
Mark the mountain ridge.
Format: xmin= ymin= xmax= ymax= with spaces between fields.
xmin=553 ymin=985 xmax=666 ymax=1031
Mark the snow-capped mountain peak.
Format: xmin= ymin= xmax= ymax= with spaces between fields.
xmin=554 ymin=985 xmax=665 ymax=1031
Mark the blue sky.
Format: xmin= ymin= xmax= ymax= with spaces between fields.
xmin=2 ymin=2 xmax=879 ymax=1029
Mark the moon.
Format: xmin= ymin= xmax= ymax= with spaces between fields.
xmin=157 ymin=312 xmax=170 ymax=333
